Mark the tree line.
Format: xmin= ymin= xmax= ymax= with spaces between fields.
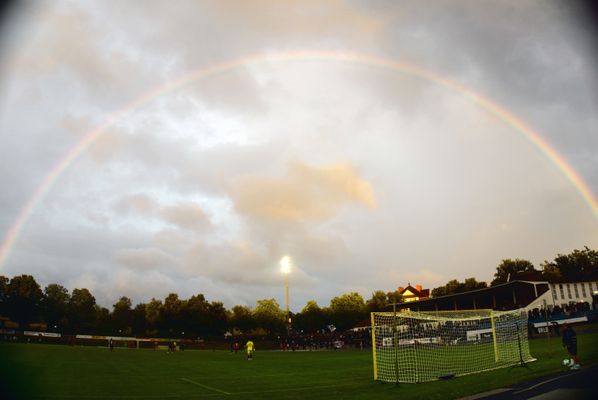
xmin=0 ymin=275 xmax=400 ymax=338
xmin=431 ymin=246 xmax=598 ymax=297
xmin=1 ymin=247 xmax=595 ymax=338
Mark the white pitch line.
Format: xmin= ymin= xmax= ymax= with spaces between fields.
xmin=512 ymin=370 xmax=583 ymax=394
xmin=180 ymin=378 xmax=231 ymax=395
xmin=233 ymin=381 xmax=363 ymax=395
xmin=38 ymin=396 xmax=221 ymax=399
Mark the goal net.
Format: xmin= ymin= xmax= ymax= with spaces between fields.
xmin=370 ymin=309 xmax=535 ymax=383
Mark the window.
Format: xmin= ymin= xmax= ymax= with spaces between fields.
xmin=567 ymin=284 xmax=572 ymax=299
xmin=552 ymin=286 xmax=558 ymax=300
xmin=559 ymin=284 xmax=564 ymax=299
xmin=574 ymin=284 xmax=579 ymax=298
xmin=581 ymin=283 xmax=587 ymax=297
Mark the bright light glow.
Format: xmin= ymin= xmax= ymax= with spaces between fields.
xmin=280 ymin=255 xmax=291 ymax=274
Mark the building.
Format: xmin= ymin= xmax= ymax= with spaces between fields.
xmin=387 ymin=280 xmax=598 ymax=313
xmin=398 ymin=284 xmax=430 ymax=303
xmin=362 ymin=280 xmax=598 ymax=333
xmin=548 ymin=281 xmax=598 ymax=308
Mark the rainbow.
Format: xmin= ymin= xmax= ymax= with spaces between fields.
xmin=1 ymin=50 xmax=596 ymax=269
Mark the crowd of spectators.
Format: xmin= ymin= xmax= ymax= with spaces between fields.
xmin=6 ymin=301 xmax=596 ymax=349
xmin=279 ymin=328 xmax=372 ymax=351
xmin=528 ymin=301 xmax=594 ymax=324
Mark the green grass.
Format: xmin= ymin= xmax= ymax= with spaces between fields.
xmin=1 ymin=333 xmax=597 ymax=400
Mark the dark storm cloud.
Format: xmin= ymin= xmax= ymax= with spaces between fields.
xmin=0 ymin=0 xmax=596 ymax=310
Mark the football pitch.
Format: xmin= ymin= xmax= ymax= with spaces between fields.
xmin=2 ymin=333 xmax=597 ymax=400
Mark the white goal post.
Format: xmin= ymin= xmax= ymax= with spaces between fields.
xmin=370 ymin=309 xmax=535 ymax=383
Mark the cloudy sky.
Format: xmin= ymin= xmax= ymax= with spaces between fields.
xmin=0 ymin=0 xmax=597 ymax=311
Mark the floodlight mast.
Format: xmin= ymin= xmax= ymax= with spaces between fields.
xmin=280 ymin=256 xmax=292 ymax=335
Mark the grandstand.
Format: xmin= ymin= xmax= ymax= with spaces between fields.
xmin=388 ymin=281 xmax=550 ymax=312
xmin=384 ymin=280 xmax=598 ymax=335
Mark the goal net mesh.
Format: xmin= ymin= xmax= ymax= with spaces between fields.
xmin=371 ymin=309 xmax=535 ymax=383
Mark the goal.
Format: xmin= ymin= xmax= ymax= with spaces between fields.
xmin=370 ymin=309 xmax=535 ymax=383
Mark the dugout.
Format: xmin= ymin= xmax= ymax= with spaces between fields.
xmin=388 ymin=280 xmax=550 ymax=312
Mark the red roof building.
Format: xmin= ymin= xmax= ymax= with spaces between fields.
xmin=398 ymin=283 xmax=430 ymax=302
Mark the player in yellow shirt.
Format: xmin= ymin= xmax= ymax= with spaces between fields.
xmin=245 ymin=340 xmax=255 ymax=360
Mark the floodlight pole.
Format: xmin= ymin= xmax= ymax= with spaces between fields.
xmin=280 ymin=256 xmax=292 ymax=338
xmin=285 ymin=271 xmax=290 ymax=334
xmin=393 ymin=299 xmax=399 ymax=386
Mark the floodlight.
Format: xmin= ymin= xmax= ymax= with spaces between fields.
xmin=280 ymin=255 xmax=291 ymax=274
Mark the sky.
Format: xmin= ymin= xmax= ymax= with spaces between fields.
xmin=0 ymin=0 xmax=597 ymax=311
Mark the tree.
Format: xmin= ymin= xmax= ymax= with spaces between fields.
xmin=330 ymin=292 xmax=366 ymax=312
xmin=253 ymin=299 xmax=285 ymax=335
xmin=386 ymin=290 xmax=403 ymax=305
xmin=491 ymin=259 xmax=539 ymax=286
xmin=42 ymin=284 xmax=70 ymax=331
xmin=112 ymin=296 xmax=133 ymax=335
xmin=207 ymin=301 xmax=227 ymax=336
xmin=182 ymin=294 xmax=209 ymax=337
xmin=294 ymin=300 xmax=326 ymax=333
xmin=432 ymin=278 xmax=488 ymax=297
xmin=542 ymin=247 xmax=598 ymax=282
xmin=6 ymin=275 xmax=43 ymax=326
xmin=68 ymin=288 xmax=97 ymax=333
xmin=94 ymin=305 xmax=111 ymax=335
xmin=162 ymin=293 xmax=184 ymax=336
xmin=366 ymin=291 xmax=389 ymax=313
xmin=131 ymin=303 xmax=147 ymax=336
xmin=432 ymin=279 xmax=460 ymax=297
xmin=230 ymin=305 xmax=254 ymax=334
xmin=328 ymin=292 xmax=366 ymax=330
xmin=145 ymin=298 xmax=163 ymax=336
xmin=179 ymin=294 xmax=227 ymax=337
xmin=463 ymin=277 xmax=487 ymax=292
xmin=540 ymin=262 xmax=563 ymax=282
xmin=0 ymin=275 xmax=9 ymax=316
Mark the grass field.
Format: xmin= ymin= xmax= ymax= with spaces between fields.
xmin=1 ymin=333 xmax=597 ymax=400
